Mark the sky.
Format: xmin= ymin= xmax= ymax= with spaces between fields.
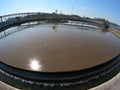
xmin=0 ymin=0 xmax=120 ymax=25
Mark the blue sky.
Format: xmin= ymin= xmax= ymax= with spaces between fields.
xmin=0 ymin=0 xmax=120 ymax=24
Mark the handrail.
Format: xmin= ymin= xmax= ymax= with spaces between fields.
xmin=0 ymin=12 xmax=104 ymax=31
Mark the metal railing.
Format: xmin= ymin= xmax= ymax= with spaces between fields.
xmin=0 ymin=12 xmax=104 ymax=31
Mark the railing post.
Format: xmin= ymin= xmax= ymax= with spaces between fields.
xmin=3 ymin=31 xmax=6 ymax=37
xmin=0 ymin=16 xmax=4 ymax=27
xmin=0 ymin=16 xmax=2 ymax=22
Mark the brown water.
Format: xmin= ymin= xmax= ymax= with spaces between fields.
xmin=0 ymin=24 xmax=120 ymax=72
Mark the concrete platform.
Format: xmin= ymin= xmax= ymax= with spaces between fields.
xmin=90 ymin=73 xmax=120 ymax=90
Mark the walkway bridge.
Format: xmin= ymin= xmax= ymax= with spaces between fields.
xmin=0 ymin=12 xmax=105 ymax=32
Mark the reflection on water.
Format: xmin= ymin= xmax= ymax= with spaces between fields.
xmin=0 ymin=24 xmax=120 ymax=72
xmin=29 ymin=57 xmax=42 ymax=71
xmin=52 ymin=23 xmax=58 ymax=31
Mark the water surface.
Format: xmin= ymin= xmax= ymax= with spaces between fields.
xmin=0 ymin=24 xmax=120 ymax=72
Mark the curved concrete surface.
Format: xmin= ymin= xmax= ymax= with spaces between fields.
xmin=0 ymin=73 xmax=120 ymax=90
xmin=90 ymin=73 xmax=120 ymax=90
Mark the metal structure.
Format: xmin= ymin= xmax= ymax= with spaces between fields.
xmin=0 ymin=12 xmax=104 ymax=31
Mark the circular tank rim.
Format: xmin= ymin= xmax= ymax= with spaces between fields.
xmin=0 ymin=12 xmax=120 ymax=89
xmin=0 ymin=53 xmax=120 ymax=89
xmin=0 ymin=53 xmax=120 ymax=74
